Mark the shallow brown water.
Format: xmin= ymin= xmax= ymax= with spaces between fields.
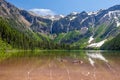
xmin=0 ymin=50 xmax=120 ymax=80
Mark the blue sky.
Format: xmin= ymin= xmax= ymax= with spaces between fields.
xmin=7 ymin=0 xmax=120 ymax=15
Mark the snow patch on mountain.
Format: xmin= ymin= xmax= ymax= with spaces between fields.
xmin=42 ymin=15 xmax=65 ymax=20
xmin=88 ymin=36 xmax=94 ymax=43
xmin=71 ymin=12 xmax=79 ymax=15
xmin=87 ymin=39 xmax=107 ymax=48
xmin=100 ymin=10 xmax=120 ymax=27
xmin=114 ymin=16 xmax=120 ymax=27
xmin=102 ymin=10 xmax=120 ymax=19
xmin=59 ymin=15 xmax=65 ymax=18
xmin=116 ymin=21 xmax=120 ymax=27
xmin=80 ymin=17 xmax=89 ymax=24
xmin=70 ymin=16 xmax=76 ymax=21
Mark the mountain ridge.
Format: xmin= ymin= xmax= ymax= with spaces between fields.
xmin=1 ymin=0 xmax=120 ymax=49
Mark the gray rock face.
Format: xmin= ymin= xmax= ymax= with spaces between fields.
xmin=52 ymin=5 xmax=120 ymax=41
xmin=0 ymin=0 xmax=52 ymax=34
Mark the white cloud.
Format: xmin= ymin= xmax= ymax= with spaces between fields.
xmin=29 ymin=8 xmax=56 ymax=16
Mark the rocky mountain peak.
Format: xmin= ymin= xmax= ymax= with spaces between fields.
xmin=108 ymin=5 xmax=120 ymax=11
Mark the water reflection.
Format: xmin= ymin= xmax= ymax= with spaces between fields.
xmin=0 ymin=50 xmax=120 ymax=80
xmin=88 ymin=57 xmax=95 ymax=66
xmin=86 ymin=51 xmax=108 ymax=62
xmin=86 ymin=51 xmax=108 ymax=67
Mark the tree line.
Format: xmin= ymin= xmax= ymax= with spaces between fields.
xmin=101 ymin=34 xmax=120 ymax=50
xmin=0 ymin=17 xmax=71 ymax=50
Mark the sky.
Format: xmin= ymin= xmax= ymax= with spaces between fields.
xmin=7 ymin=0 xmax=120 ymax=16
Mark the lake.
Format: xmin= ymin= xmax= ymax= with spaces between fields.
xmin=0 ymin=50 xmax=120 ymax=80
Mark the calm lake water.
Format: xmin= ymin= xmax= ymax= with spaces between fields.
xmin=0 ymin=50 xmax=120 ymax=80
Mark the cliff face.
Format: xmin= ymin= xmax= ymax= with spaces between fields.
xmin=0 ymin=0 xmax=52 ymax=33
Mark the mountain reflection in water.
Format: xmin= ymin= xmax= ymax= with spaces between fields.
xmin=0 ymin=50 xmax=120 ymax=80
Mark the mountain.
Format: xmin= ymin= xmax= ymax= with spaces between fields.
xmin=0 ymin=0 xmax=52 ymax=48
xmin=0 ymin=0 xmax=30 ymax=30
xmin=0 ymin=0 xmax=72 ymax=50
xmin=0 ymin=0 xmax=52 ymax=34
xmin=0 ymin=0 xmax=120 ymax=49
xmin=52 ymin=5 xmax=120 ymax=48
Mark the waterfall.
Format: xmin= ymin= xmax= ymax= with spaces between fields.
xmin=50 ymin=20 xmax=53 ymax=34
